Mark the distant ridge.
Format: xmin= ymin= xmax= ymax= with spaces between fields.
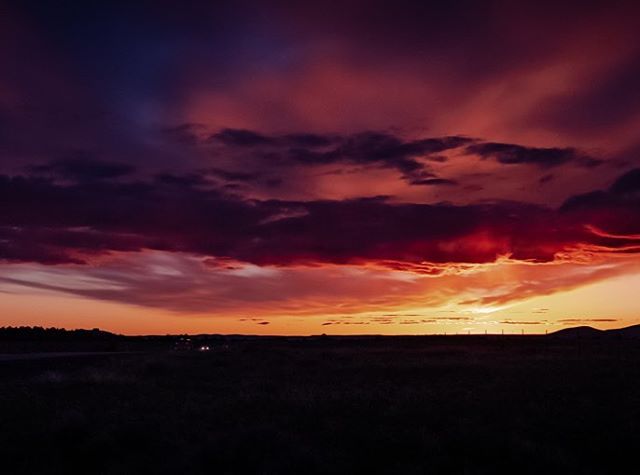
xmin=0 ymin=326 xmax=120 ymax=341
xmin=551 ymin=326 xmax=603 ymax=338
xmin=606 ymin=324 xmax=640 ymax=338
xmin=551 ymin=324 xmax=640 ymax=339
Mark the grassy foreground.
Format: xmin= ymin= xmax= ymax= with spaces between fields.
xmin=1 ymin=336 xmax=639 ymax=474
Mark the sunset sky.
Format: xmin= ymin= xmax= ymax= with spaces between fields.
xmin=1 ymin=1 xmax=640 ymax=335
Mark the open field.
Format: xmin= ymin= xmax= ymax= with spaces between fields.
xmin=1 ymin=336 xmax=639 ymax=474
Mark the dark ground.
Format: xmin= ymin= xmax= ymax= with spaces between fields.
xmin=1 ymin=336 xmax=639 ymax=474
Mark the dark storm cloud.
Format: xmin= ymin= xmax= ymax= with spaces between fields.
xmin=609 ymin=168 xmax=640 ymax=194
xmin=206 ymin=168 xmax=261 ymax=182
xmin=209 ymin=128 xmax=340 ymax=149
xmin=0 ymin=173 xmax=276 ymax=264
xmin=206 ymin=127 xmax=605 ymax=189
xmin=211 ymin=129 xmax=278 ymax=147
xmin=409 ymin=178 xmax=458 ymax=186
xmin=281 ymin=133 xmax=337 ymax=148
xmin=1 ymin=168 xmax=639 ymax=268
xmin=154 ymin=173 xmax=211 ymax=187
xmin=562 ymin=168 xmax=639 ymax=201
xmin=559 ymin=168 xmax=640 ymax=237
xmin=465 ymin=143 xmax=602 ymax=168
xmin=29 ymin=156 xmax=136 ymax=181
xmin=284 ymin=131 xmax=471 ymax=184
xmin=210 ymin=128 xmax=472 ymax=186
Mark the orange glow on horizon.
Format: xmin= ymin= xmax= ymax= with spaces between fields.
xmin=2 ymin=255 xmax=639 ymax=336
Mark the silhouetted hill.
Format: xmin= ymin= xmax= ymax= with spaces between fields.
xmin=0 ymin=326 xmax=120 ymax=341
xmin=551 ymin=324 xmax=640 ymax=339
xmin=0 ymin=327 xmax=126 ymax=353
xmin=550 ymin=326 xmax=603 ymax=338
xmin=607 ymin=324 xmax=640 ymax=338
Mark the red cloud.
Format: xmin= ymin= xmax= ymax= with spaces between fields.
xmin=1 ymin=168 xmax=639 ymax=271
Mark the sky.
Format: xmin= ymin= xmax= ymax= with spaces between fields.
xmin=1 ymin=0 xmax=640 ymax=335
